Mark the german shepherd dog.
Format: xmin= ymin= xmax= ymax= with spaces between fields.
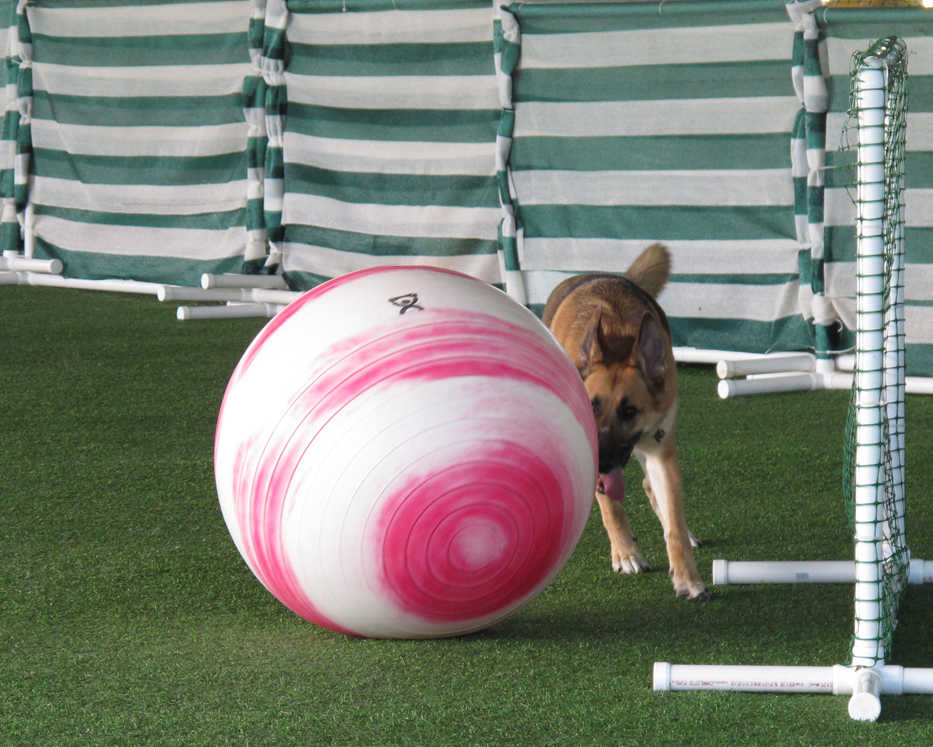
xmin=543 ymin=244 xmax=708 ymax=600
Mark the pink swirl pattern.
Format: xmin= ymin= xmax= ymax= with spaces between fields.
xmin=215 ymin=266 xmax=597 ymax=638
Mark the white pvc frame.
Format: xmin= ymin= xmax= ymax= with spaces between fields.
xmin=850 ymin=44 xmax=903 ymax=669
xmin=655 ymin=39 xmax=932 ymax=722
xmin=2 ymin=256 xmax=301 ymax=320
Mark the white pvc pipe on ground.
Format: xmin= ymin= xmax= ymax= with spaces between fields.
xmin=200 ymin=272 xmax=288 ymax=290
xmin=715 ymin=353 xmax=816 ymax=379
xmin=14 ymin=271 xmax=163 ymax=295
xmin=717 ymin=372 xmax=821 ymax=398
xmin=713 ymin=559 xmax=855 ymax=584
xmin=654 ymin=662 xmax=847 ymax=694
xmin=250 ymin=288 xmax=302 ymax=305
xmin=718 ymin=368 xmax=933 ymax=397
xmin=157 ymin=286 xmax=302 ymax=304
xmin=905 ymin=377 xmax=933 ymax=395
xmin=0 ymin=251 xmax=63 ymax=274
xmin=157 ymin=286 xmax=247 ymax=303
xmin=156 ymin=285 xmax=301 ymax=305
xmin=712 ymin=558 xmax=933 ymax=585
xmin=673 ymin=347 xmax=776 ymax=365
xmin=851 ymin=54 xmax=889 ymax=669
xmin=653 ymin=662 xmax=933 ymax=721
xmin=176 ymin=303 xmax=284 ymax=320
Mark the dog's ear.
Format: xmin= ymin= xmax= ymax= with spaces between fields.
xmin=577 ymin=310 xmax=635 ymax=378
xmin=637 ymin=312 xmax=667 ymax=393
xmin=576 ymin=311 xmax=604 ymax=379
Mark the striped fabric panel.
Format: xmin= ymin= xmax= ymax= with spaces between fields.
xmin=278 ymin=1 xmax=502 ymax=289
xmin=506 ymin=0 xmax=811 ymax=353
xmin=262 ymin=0 xmax=287 ymax=264
xmin=243 ymin=0 xmax=267 ymax=273
xmin=25 ymin=0 xmax=255 ymax=286
xmin=788 ymin=0 xmax=833 ymax=354
xmin=493 ymin=5 xmax=523 ymax=301
xmin=0 ymin=0 xmax=20 ymax=253
xmin=819 ymin=8 xmax=933 ymax=376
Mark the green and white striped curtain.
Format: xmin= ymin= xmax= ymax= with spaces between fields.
xmin=273 ymin=0 xmax=503 ymax=289
xmin=3 ymin=0 xmax=932 ymax=376
xmin=815 ymin=5 xmax=933 ymax=377
xmin=505 ymin=0 xmax=810 ymax=353
xmin=0 ymin=0 xmax=21 ymax=254
xmin=24 ymin=0 xmax=259 ymax=285
xmin=788 ymin=0 xmax=831 ymax=356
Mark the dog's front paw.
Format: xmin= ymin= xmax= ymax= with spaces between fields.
xmin=671 ymin=570 xmax=709 ymax=601
xmin=611 ymin=549 xmax=651 ymax=575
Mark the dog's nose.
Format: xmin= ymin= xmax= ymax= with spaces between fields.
xmin=598 ymin=439 xmax=636 ymax=474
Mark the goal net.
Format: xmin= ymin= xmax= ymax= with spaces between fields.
xmin=654 ymin=37 xmax=933 ymax=722
xmin=842 ymin=36 xmax=909 ymax=669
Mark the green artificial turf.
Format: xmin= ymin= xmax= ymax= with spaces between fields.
xmin=2 ymin=286 xmax=931 ymax=745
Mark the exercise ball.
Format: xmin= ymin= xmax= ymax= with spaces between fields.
xmin=214 ymin=266 xmax=597 ymax=638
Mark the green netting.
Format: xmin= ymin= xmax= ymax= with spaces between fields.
xmin=842 ymin=37 xmax=909 ymax=667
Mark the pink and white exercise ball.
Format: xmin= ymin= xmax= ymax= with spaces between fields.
xmin=214 ymin=266 xmax=597 ymax=638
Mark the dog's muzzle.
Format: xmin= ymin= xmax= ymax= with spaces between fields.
xmin=597 ymin=433 xmax=640 ymax=474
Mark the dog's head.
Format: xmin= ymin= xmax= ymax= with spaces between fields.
xmin=575 ymin=309 xmax=669 ymax=474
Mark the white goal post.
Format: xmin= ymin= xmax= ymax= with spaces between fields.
xmin=654 ymin=37 xmax=932 ymax=722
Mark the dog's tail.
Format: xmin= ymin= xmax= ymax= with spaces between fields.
xmin=625 ymin=243 xmax=670 ymax=298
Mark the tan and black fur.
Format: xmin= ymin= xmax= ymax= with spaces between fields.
xmin=543 ymin=244 xmax=708 ymax=600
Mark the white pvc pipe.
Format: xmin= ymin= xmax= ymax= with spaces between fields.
xmin=906 ymin=377 xmax=933 ymax=395
xmin=713 ymin=559 xmax=856 ymax=584
xmin=653 ymin=662 xmax=933 ymax=698
xmin=200 ymin=272 xmax=287 ymax=290
xmin=717 ymin=372 xmax=819 ymax=398
xmin=849 ymin=668 xmax=883 ymax=721
xmin=6 ymin=271 xmax=302 ymax=311
xmin=909 ymin=557 xmax=933 ymax=584
xmin=0 ymin=251 xmax=63 ymax=274
xmin=719 ymin=369 xmax=933 ymax=398
xmin=835 ymin=353 xmax=856 ymax=371
xmin=157 ymin=285 xmax=301 ymax=304
xmin=713 ymin=558 xmax=933 ymax=585
xmin=250 ymin=288 xmax=302 ymax=305
xmin=632 ymin=348 xmax=933 ymax=397
xmin=813 ymin=370 xmax=855 ymax=389
xmin=852 ymin=55 xmax=888 ymax=669
xmin=23 ymin=203 xmax=34 ymax=258
xmin=15 ymin=272 xmax=163 ymax=295
xmin=157 ymin=286 xmax=247 ymax=303
xmin=653 ymin=662 xmax=848 ymax=694
xmin=176 ymin=303 xmax=284 ymax=320
xmin=715 ymin=353 xmax=816 ymax=379
xmin=673 ymin=347 xmax=776 ymax=365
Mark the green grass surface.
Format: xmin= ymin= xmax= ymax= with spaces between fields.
xmin=2 ymin=286 xmax=932 ymax=745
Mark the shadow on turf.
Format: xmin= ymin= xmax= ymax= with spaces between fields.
xmin=473 ymin=575 xmax=925 ymax=649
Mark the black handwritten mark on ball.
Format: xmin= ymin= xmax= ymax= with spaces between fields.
xmin=388 ymin=293 xmax=424 ymax=315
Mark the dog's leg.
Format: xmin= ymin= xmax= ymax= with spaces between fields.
xmin=638 ymin=442 xmax=708 ymax=600
xmin=640 ymin=473 xmax=702 ymax=549
xmin=594 ymin=489 xmax=651 ymax=575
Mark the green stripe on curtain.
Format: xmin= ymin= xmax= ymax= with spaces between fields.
xmin=243 ymin=0 xmax=267 ymax=274
xmin=818 ymin=6 xmax=933 ymax=376
xmin=13 ymin=1 xmax=30 ymax=220
xmin=506 ymin=0 xmax=810 ymax=353
xmin=788 ymin=0 xmax=832 ymax=356
xmin=278 ymin=0 xmax=502 ymax=288
xmin=0 ymin=0 xmax=21 ymax=253
xmin=25 ymin=0 xmax=258 ymax=286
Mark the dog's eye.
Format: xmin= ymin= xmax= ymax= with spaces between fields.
xmin=590 ymin=397 xmax=603 ymax=417
xmin=619 ymin=403 xmax=638 ymax=421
